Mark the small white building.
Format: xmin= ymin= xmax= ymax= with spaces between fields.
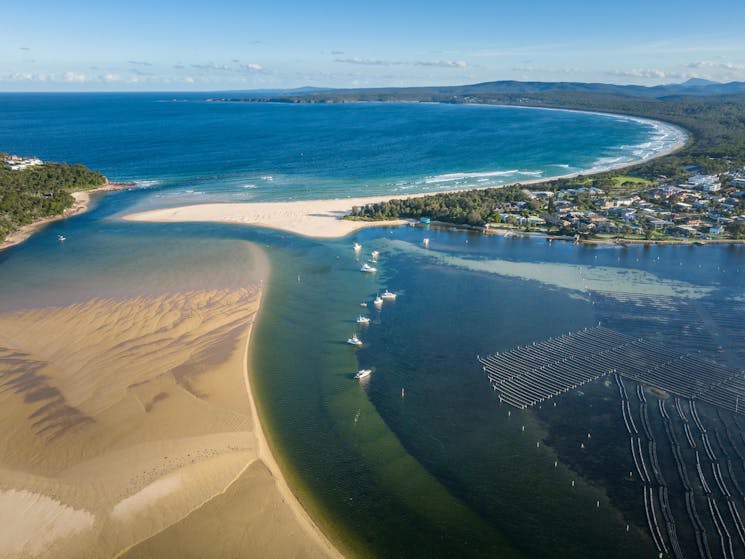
xmin=682 ymin=174 xmax=720 ymax=192
xmin=5 ymin=155 xmax=43 ymax=171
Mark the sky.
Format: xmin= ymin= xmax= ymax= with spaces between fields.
xmin=2 ymin=0 xmax=745 ymax=91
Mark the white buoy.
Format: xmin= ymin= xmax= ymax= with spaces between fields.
xmin=554 ymin=461 xmax=558 ymax=468
xmin=522 ymin=425 xmax=525 ymax=432
xmin=596 ymin=500 xmax=600 ymax=508
xmin=571 ymin=480 xmax=575 ymax=488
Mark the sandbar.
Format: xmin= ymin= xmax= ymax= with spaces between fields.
xmin=0 ymin=280 xmax=340 ymax=558
xmin=124 ymin=196 xmax=409 ymax=239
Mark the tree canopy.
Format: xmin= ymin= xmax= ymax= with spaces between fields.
xmin=0 ymin=156 xmax=107 ymax=240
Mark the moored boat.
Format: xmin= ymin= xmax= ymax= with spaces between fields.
xmin=381 ymin=290 xmax=396 ymax=301
xmin=346 ymin=334 xmax=363 ymax=346
xmin=373 ymin=295 xmax=383 ymax=308
xmin=353 ymin=242 xmax=362 ymax=252
xmin=356 ymin=315 xmax=371 ymax=324
xmin=355 ymin=368 xmax=372 ymax=380
xmin=360 ymin=263 xmax=377 ymax=273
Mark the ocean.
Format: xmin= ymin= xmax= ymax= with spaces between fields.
xmin=0 ymin=93 xmax=681 ymax=210
xmin=2 ymin=94 xmax=741 ymax=558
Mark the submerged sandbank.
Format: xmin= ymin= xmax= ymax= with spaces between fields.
xmin=0 ymin=279 xmax=339 ymax=558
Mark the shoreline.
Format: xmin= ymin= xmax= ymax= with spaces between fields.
xmin=0 ymin=280 xmax=340 ymax=558
xmin=112 ymin=286 xmax=342 ymax=559
xmin=483 ymin=226 xmax=745 ymax=246
xmin=4 ymin=105 xmax=689 ymax=250
xmin=123 ymin=112 xmax=688 ymax=240
xmin=0 ymin=181 xmax=133 ymax=252
xmin=241 ymin=290 xmax=344 ymax=559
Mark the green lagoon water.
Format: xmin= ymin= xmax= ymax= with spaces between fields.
xmin=248 ymin=228 xmax=743 ymax=558
xmin=1 ymin=95 xmax=743 ymax=557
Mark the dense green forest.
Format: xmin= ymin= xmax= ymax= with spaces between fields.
xmin=349 ymin=185 xmax=529 ymax=226
xmin=0 ymin=154 xmax=107 ymax=241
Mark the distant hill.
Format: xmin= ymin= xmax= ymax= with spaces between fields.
xmin=339 ymin=79 xmax=745 ymax=99
xmin=223 ymin=79 xmax=745 ymax=101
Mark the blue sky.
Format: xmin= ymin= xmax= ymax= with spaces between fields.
xmin=2 ymin=0 xmax=744 ymax=91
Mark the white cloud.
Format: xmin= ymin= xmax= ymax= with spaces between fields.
xmin=606 ymin=68 xmax=690 ymax=80
xmin=512 ymin=66 xmax=584 ymax=75
xmin=101 ymin=73 xmax=124 ymax=83
xmin=688 ymin=60 xmax=745 ymax=71
xmin=335 ymin=57 xmax=395 ymax=66
xmin=243 ymin=63 xmax=264 ymax=72
xmin=63 ymin=72 xmax=89 ymax=82
xmin=414 ymin=60 xmax=467 ymax=68
xmin=336 ymin=57 xmax=468 ymax=68
xmin=190 ymin=62 xmax=232 ymax=71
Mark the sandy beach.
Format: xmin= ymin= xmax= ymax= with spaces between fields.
xmin=0 ymin=278 xmax=340 ymax=558
xmin=125 ymin=196 xmax=410 ymax=239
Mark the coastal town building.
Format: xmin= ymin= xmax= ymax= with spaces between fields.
xmin=4 ymin=154 xmax=43 ymax=171
xmin=491 ymin=168 xmax=745 ymax=240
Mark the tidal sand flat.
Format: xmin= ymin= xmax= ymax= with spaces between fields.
xmin=0 ymin=284 xmax=337 ymax=558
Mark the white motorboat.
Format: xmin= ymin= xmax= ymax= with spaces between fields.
xmin=346 ymin=334 xmax=363 ymax=346
xmin=356 ymin=315 xmax=371 ymax=324
xmin=354 ymin=369 xmax=372 ymax=380
xmin=373 ymin=296 xmax=383 ymax=308
xmin=360 ymin=263 xmax=377 ymax=273
xmin=353 ymin=242 xmax=362 ymax=252
xmin=422 ymin=238 xmax=429 ymax=247
xmin=57 ymin=235 xmax=66 ymax=241
xmin=371 ymin=250 xmax=379 ymax=261
xmin=359 ymin=302 xmax=368 ymax=307
xmin=381 ymin=290 xmax=397 ymax=301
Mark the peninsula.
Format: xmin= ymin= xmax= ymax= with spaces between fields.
xmin=0 ymin=153 xmax=131 ymax=251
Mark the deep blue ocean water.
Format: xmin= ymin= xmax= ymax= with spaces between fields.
xmin=0 ymin=93 xmax=680 ymax=211
xmin=3 ymin=95 xmax=741 ymax=559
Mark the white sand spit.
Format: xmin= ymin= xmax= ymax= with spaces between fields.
xmin=124 ymin=196 xmax=407 ymax=238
